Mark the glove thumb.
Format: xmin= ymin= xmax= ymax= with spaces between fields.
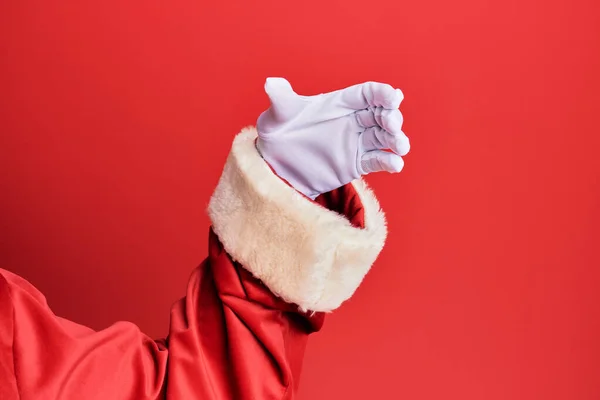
xmin=263 ymin=78 xmax=306 ymax=122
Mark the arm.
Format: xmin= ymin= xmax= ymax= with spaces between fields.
xmin=0 ymin=132 xmax=385 ymax=399
xmin=0 ymin=79 xmax=408 ymax=400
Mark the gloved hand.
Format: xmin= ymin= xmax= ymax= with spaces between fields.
xmin=256 ymin=77 xmax=410 ymax=199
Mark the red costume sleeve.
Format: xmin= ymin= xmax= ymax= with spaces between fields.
xmin=0 ymin=128 xmax=388 ymax=399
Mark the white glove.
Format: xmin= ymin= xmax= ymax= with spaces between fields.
xmin=256 ymin=77 xmax=410 ymax=199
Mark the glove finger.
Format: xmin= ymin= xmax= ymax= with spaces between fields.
xmin=339 ymin=82 xmax=403 ymax=111
xmin=354 ymin=108 xmax=378 ymax=128
xmin=355 ymin=107 xmax=387 ymax=129
xmin=264 ymin=77 xmax=295 ymax=100
xmin=378 ymin=108 xmax=404 ymax=135
xmin=360 ymin=151 xmax=404 ymax=174
xmin=355 ymin=107 xmax=403 ymax=132
xmin=262 ymin=77 xmax=307 ymax=124
xmin=361 ymin=126 xmax=410 ymax=156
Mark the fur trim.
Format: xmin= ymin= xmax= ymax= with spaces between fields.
xmin=208 ymin=127 xmax=387 ymax=312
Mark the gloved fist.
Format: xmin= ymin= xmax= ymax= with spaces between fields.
xmin=256 ymin=77 xmax=410 ymax=199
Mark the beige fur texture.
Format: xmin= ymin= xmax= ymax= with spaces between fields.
xmin=207 ymin=127 xmax=387 ymax=312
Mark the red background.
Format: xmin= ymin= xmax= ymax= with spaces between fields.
xmin=1 ymin=1 xmax=599 ymax=399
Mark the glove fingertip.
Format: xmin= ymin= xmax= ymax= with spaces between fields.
xmin=394 ymin=135 xmax=411 ymax=157
xmin=381 ymin=87 xmax=403 ymax=109
xmin=395 ymin=89 xmax=404 ymax=105
xmin=387 ymin=154 xmax=405 ymax=173
xmin=265 ymin=77 xmax=293 ymax=96
xmin=382 ymin=109 xmax=403 ymax=134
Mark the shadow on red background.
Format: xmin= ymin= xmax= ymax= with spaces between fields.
xmin=1 ymin=1 xmax=599 ymax=399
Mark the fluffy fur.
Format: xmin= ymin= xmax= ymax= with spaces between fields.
xmin=207 ymin=127 xmax=387 ymax=312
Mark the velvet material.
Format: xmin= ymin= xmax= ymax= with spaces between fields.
xmin=0 ymin=184 xmax=365 ymax=400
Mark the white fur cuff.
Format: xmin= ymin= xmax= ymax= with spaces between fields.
xmin=207 ymin=128 xmax=387 ymax=312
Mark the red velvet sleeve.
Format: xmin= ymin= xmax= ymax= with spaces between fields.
xmin=0 ymin=128 xmax=388 ymax=400
xmin=0 ymin=185 xmax=366 ymax=400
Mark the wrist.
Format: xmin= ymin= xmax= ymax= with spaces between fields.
xmin=255 ymin=137 xmax=320 ymax=200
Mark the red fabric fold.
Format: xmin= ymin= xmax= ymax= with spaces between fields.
xmin=0 ymin=184 xmax=364 ymax=399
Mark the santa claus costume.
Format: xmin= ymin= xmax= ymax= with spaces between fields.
xmin=0 ymin=78 xmax=410 ymax=399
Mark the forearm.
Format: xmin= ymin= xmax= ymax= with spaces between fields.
xmin=0 ymin=129 xmax=386 ymax=400
xmin=1 ymin=74 xmax=406 ymax=398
